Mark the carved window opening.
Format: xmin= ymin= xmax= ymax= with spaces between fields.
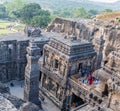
xmin=42 ymin=75 xmax=46 ymax=87
xmin=78 ymin=63 xmax=82 ymax=72
xmin=54 ymin=59 xmax=59 ymax=69
xmin=39 ymin=71 xmax=42 ymax=81
xmin=8 ymin=44 xmax=13 ymax=60
xmin=71 ymin=93 xmax=84 ymax=108
xmin=104 ymin=60 xmax=108 ymax=65
xmin=40 ymin=50 xmax=43 ymax=56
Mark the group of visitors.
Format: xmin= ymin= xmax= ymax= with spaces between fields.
xmin=79 ymin=69 xmax=99 ymax=85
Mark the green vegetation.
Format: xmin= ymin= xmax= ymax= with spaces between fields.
xmin=1 ymin=0 xmax=119 ymax=29
xmin=0 ymin=29 xmax=14 ymax=35
xmin=28 ymin=0 xmax=120 ymax=11
xmin=0 ymin=20 xmax=14 ymax=35
xmin=4 ymin=0 xmax=27 ymax=19
xmin=73 ymin=8 xmax=90 ymax=18
xmin=0 ymin=20 xmax=25 ymax=35
xmin=2 ymin=1 xmax=51 ymax=28
xmin=88 ymin=9 xmax=98 ymax=16
xmin=103 ymin=9 xmax=113 ymax=12
xmin=13 ymin=24 xmax=25 ymax=31
xmin=0 ymin=20 xmax=13 ymax=28
xmin=13 ymin=3 xmax=51 ymax=28
xmin=0 ymin=4 xmax=7 ymax=19
xmin=52 ymin=7 xmax=99 ymax=19
xmin=96 ymin=11 xmax=120 ymax=21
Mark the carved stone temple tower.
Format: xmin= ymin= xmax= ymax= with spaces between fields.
xmin=24 ymin=40 xmax=40 ymax=104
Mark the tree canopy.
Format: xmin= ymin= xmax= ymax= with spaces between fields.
xmin=73 ymin=8 xmax=88 ymax=18
xmin=103 ymin=9 xmax=113 ymax=12
xmin=13 ymin=3 xmax=51 ymax=28
xmin=1 ymin=1 xmax=51 ymax=28
xmin=0 ymin=4 xmax=7 ymax=18
xmin=4 ymin=0 xmax=27 ymax=19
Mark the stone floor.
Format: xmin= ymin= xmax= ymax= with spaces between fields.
xmin=5 ymin=80 xmax=24 ymax=99
xmin=41 ymin=96 xmax=60 ymax=111
xmin=5 ymin=80 xmax=60 ymax=111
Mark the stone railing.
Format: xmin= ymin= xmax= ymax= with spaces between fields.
xmin=102 ymin=65 xmax=113 ymax=74
xmin=40 ymin=65 xmax=66 ymax=87
xmin=71 ymin=103 xmax=88 ymax=111
xmin=69 ymin=78 xmax=89 ymax=99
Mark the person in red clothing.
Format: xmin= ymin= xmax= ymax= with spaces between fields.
xmin=88 ymin=73 xmax=93 ymax=85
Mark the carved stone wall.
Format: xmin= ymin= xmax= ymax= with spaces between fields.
xmin=39 ymin=34 xmax=96 ymax=110
xmin=47 ymin=18 xmax=120 ymax=68
xmin=0 ymin=40 xmax=45 ymax=82
xmin=43 ymin=48 xmax=68 ymax=80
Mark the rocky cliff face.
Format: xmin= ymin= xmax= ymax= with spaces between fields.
xmin=47 ymin=18 xmax=120 ymax=62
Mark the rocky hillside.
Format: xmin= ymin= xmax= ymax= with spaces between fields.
xmin=96 ymin=11 xmax=120 ymax=21
xmin=47 ymin=17 xmax=120 ymax=61
xmin=22 ymin=0 xmax=120 ymax=12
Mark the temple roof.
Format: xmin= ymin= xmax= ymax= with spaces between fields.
xmin=46 ymin=35 xmax=96 ymax=61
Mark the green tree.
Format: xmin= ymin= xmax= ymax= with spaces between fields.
xmin=5 ymin=0 xmax=27 ymax=12
xmin=0 ymin=4 xmax=7 ymax=18
xmin=31 ymin=15 xmax=51 ymax=28
xmin=103 ymin=9 xmax=112 ymax=12
xmin=14 ymin=3 xmax=51 ymax=28
xmin=19 ymin=3 xmax=41 ymax=24
xmin=88 ymin=9 xmax=98 ymax=16
xmin=73 ymin=7 xmax=90 ymax=18
xmin=4 ymin=0 xmax=27 ymax=19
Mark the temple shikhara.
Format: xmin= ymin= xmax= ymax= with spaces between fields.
xmin=0 ymin=18 xmax=120 ymax=111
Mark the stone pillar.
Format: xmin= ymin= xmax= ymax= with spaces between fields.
xmin=16 ymin=43 xmax=20 ymax=80
xmin=94 ymin=36 xmax=105 ymax=69
xmin=24 ymin=40 xmax=40 ymax=104
xmin=68 ymin=91 xmax=72 ymax=110
xmin=40 ymin=73 xmax=44 ymax=88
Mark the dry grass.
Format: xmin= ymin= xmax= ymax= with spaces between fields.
xmin=96 ymin=11 xmax=120 ymax=21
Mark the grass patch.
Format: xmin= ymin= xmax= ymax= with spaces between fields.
xmin=14 ymin=25 xmax=25 ymax=31
xmin=0 ymin=20 xmax=14 ymax=29
xmin=0 ymin=20 xmax=25 ymax=35
xmin=0 ymin=29 xmax=14 ymax=35
xmin=96 ymin=11 xmax=120 ymax=21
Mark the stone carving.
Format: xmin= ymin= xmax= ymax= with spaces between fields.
xmin=24 ymin=26 xmax=41 ymax=37
xmin=24 ymin=41 xmax=40 ymax=104
xmin=39 ymin=32 xmax=96 ymax=110
xmin=47 ymin=17 xmax=120 ymax=68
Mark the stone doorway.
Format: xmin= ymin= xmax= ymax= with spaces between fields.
xmin=78 ymin=63 xmax=83 ymax=72
xmin=39 ymin=71 xmax=42 ymax=81
xmin=71 ymin=93 xmax=84 ymax=108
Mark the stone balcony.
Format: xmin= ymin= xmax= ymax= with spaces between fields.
xmin=69 ymin=73 xmax=104 ymax=100
xmin=69 ymin=74 xmax=90 ymax=100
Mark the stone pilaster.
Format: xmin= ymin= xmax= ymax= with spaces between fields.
xmin=94 ymin=36 xmax=105 ymax=69
xmin=24 ymin=40 xmax=40 ymax=104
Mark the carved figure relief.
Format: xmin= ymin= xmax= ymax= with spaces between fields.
xmin=57 ymin=59 xmax=66 ymax=76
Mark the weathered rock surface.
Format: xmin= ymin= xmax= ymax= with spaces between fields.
xmin=47 ymin=17 xmax=120 ymax=62
xmin=24 ymin=26 xmax=41 ymax=37
xmin=20 ymin=102 xmax=41 ymax=111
